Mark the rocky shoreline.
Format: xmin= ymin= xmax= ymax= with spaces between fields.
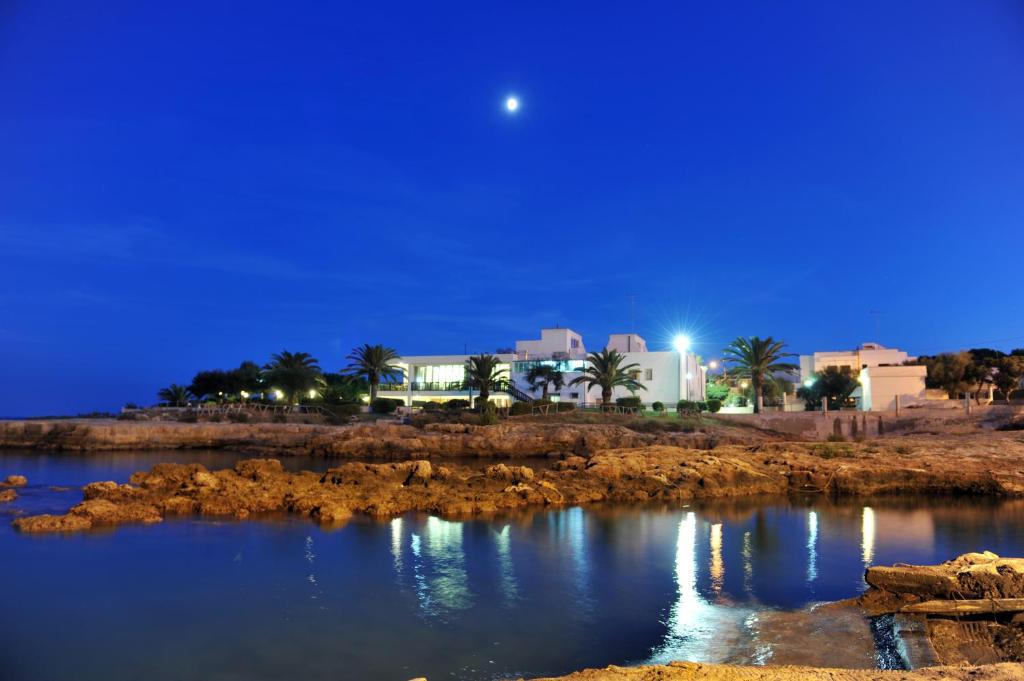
xmin=12 ymin=433 xmax=1024 ymax=533
xmin=520 ymin=661 xmax=1023 ymax=680
xmin=0 ymin=419 xmax=768 ymax=456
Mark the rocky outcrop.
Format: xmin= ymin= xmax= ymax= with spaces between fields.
xmin=0 ymin=489 xmax=16 ymax=503
xmin=0 ymin=419 xmax=763 ymax=456
xmin=14 ymin=435 xmax=1024 ymax=533
xmin=2 ymin=474 xmax=27 ymax=487
xmin=520 ymin=661 xmax=1023 ymax=681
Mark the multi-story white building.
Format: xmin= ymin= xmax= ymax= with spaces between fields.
xmin=799 ymin=342 xmax=926 ymax=412
xmin=378 ymin=326 xmax=705 ymax=409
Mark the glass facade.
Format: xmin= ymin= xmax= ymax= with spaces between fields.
xmin=511 ymin=360 xmax=586 ymax=373
xmin=413 ymin=364 xmax=465 ymax=384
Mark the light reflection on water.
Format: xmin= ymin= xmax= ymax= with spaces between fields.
xmin=2 ymin=450 xmax=1024 ymax=680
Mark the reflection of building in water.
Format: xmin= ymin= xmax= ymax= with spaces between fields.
xmin=861 ymin=507 xmax=875 ymax=566
xmin=548 ymin=507 xmax=593 ymax=611
xmin=647 ymin=511 xmax=750 ymax=664
xmin=391 ymin=517 xmax=403 ymax=573
xmin=408 ymin=516 xmax=472 ymax=617
xmin=874 ymin=508 xmax=935 ymax=554
xmin=709 ymin=523 xmax=724 ymax=597
xmin=806 ymin=511 xmax=818 ymax=584
xmin=493 ymin=524 xmax=518 ymax=605
xmin=742 ymin=530 xmax=753 ymax=596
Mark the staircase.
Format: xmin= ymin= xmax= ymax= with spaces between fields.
xmin=492 ymin=379 xmax=533 ymax=403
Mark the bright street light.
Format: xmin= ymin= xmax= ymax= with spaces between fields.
xmin=803 ymin=378 xmax=815 ymax=388
xmin=708 ymin=360 xmax=718 ymax=370
xmin=673 ymin=334 xmax=691 ymax=353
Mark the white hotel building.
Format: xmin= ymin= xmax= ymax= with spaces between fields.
xmin=378 ymin=327 xmax=706 ymax=409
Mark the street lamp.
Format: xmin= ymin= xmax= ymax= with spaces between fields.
xmin=673 ymin=335 xmax=691 ymax=353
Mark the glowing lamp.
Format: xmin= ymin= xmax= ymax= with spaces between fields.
xmin=673 ymin=335 xmax=691 ymax=353
xmin=803 ymin=379 xmax=815 ymax=388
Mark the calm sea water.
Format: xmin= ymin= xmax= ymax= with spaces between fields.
xmin=1 ymin=449 xmax=1023 ymax=681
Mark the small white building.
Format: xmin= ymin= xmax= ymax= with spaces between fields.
xmin=381 ymin=327 xmax=705 ymax=409
xmin=799 ymin=342 xmax=926 ymax=412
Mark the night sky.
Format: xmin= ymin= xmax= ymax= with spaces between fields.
xmin=2 ymin=1 xmax=1023 ymax=416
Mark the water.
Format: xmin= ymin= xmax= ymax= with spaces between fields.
xmin=2 ymin=450 xmax=1023 ymax=681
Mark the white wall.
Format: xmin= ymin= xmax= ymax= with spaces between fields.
xmin=859 ymin=365 xmax=927 ymax=412
xmin=515 ymin=328 xmax=586 ymax=359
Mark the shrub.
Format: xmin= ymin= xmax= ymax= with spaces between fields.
xmin=444 ymin=399 xmax=470 ymax=410
xmin=676 ymin=399 xmax=700 ymax=416
xmin=227 ymin=411 xmax=250 ymax=423
xmin=651 ymin=401 xmax=665 ymax=413
xmin=826 ymin=433 xmax=846 ymax=442
xmin=705 ymin=398 xmax=722 ymax=413
xmin=178 ymin=411 xmax=198 ymax=423
xmin=479 ymin=401 xmax=499 ymax=425
xmin=696 ymin=401 xmax=708 ymax=412
xmin=271 ymin=413 xmax=287 ymax=423
xmin=510 ymin=401 xmax=534 ymax=416
xmin=371 ymin=398 xmax=402 ymax=414
xmin=422 ymin=402 xmax=441 ymax=412
xmin=555 ymin=401 xmax=575 ymax=412
xmin=616 ymin=396 xmax=643 ymax=410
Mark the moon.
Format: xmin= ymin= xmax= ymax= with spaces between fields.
xmin=505 ymin=96 xmax=519 ymax=112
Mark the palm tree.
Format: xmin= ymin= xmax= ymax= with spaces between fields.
xmin=158 ymin=384 xmax=193 ymax=407
xmin=465 ymin=354 xmax=508 ymax=405
xmin=263 ymin=350 xmax=322 ymax=404
xmin=343 ymin=344 xmax=404 ymax=402
xmin=569 ymin=348 xmax=645 ymax=410
xmin=526 ymin=364 xmax=564 ymax=400
xmin=721 ymin=336 xmax=799 ymax=413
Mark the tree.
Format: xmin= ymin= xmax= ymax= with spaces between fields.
xmin=992 ymin=356 xmax=1024 ymax=403
xmin=190 ymin=369 xmax=232 ymax=402
xmin=264 ymin=350 xmax=322 ymax=404
xmin=321 ymin=372 xmax=368 ymax=404
xmin=797 ymin=367 xmax=859 ymax=411
xmin=920 ymin=353 xmax=969 ymax=398
xmin=526 ymin=364 xmax=564 ymax=399
xmin=343 ymin=344 xmax=404 ymax=402
xmin=228 ymin=360 xmax=264 ymax=398
xmin=465 ymin=354 xmax=508 ymax=405
xmin=568 ymin=348 xmax=645 ymax=410
xmin=705 ymin=381 xmax=730 ymax=402
xmin=963 ymin=351 xmax=998 ymax=404
xmin=158 ymin=384 xmax=193 ymax=407
xmin=721 ymin=336 xmax=798 ymax=413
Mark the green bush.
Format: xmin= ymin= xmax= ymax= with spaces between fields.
xmin=705 ymin=398 xmax=722 ymax=413
xmin=510 ymin=401 xmax=534 ymax=416
xmin=697 ymin=401 xmax=708 ymax=412
xmin=616 ymin=396 xmax=643 ymax=409
xmin=330 ymin=403 xmax=363 ymax=417
xmin=371 ymin=398 xmax=402 ymax=414
xmin=677 ymin=399 xmax=700 ymax=416
xmin=651 ymin=401 xmax=665 ymax=413
xmin=479 ymin=401 xmax=499 ymax=425
xmin=444 ymin=399 xmax=470 ymax=410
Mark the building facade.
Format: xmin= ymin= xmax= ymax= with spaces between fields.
xmin=379 ymin=327 xmax=705 ymax=409
xmin=799 ymin=342 xmax=926 ymax=412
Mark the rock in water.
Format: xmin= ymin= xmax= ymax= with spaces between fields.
xmin=2 ymin=475 xmax=27 ymax=487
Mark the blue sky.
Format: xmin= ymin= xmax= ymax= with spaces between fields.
xmin=2 ymin=1 xmax=1023 ymax=416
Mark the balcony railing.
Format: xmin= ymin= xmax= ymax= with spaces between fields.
xmin=375 ymin=380 xmax=526 ymax=395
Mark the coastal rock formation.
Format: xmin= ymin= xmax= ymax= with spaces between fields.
xmin=13 ymin=435 xmax=1024 ymax=533
xmin=521 ymin=661 xmax=1023 ymax=681
xmin=0 ymin=489 xmax=16 ymax=503
xmin=0 ymin=419 xmax=762 ymax=456
xmin=2 ymin=474 xmax=27 ymax=487
xmin=858 ymin=553 xmax=1024 ymax=665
